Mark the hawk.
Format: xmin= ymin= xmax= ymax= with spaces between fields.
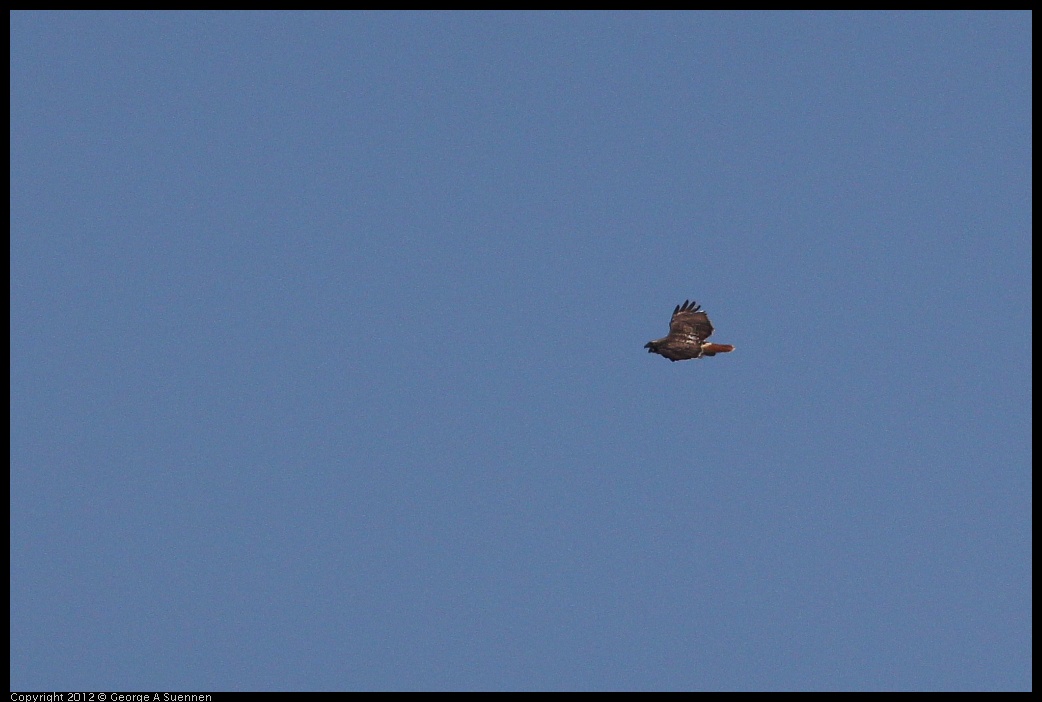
xmin=644 ymin=300 xmax=735 ymax=362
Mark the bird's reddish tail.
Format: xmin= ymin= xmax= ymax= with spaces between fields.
xmin=702 ymin=343 xmax=735 ymax=355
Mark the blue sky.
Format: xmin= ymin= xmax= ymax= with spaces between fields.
xmin=10 ymin=11 xmax=1031 ymax=691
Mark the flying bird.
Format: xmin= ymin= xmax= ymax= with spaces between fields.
xmin=644 ymin=300 xmax=735 ymax=362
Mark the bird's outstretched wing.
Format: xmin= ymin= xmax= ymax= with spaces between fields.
xmin=668 ymin=300 xmax=714 ymax=342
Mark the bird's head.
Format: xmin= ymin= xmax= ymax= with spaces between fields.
xmin=644 ymin=341 xmax=656 ymax=352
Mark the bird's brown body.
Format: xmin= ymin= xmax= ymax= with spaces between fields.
xmin=645 ymin=300 xmax=734 ymax=362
